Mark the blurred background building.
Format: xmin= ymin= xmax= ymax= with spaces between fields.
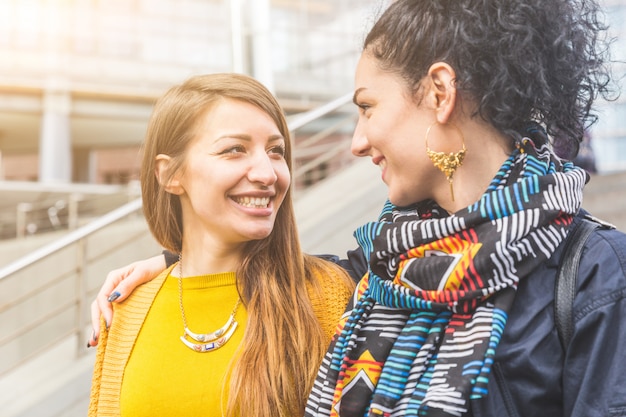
xmin=0 ymin=1 xmax=624 ymax=416
xmin=0 ymin=0 xmax=385 ymax=185
xmin=592 ymin=0 xmax=626 ymax=172
xmin=0 ymin=0 xmax=624 ymax=188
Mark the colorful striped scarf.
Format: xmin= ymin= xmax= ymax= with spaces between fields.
xmin=305 ymin=134 xmax=588 ymax=417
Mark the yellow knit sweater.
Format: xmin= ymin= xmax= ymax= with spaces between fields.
xmin=121 ymin=270 xmax=243 ymax=415
xmin=88 ymin=263 xmax=353 ymax=416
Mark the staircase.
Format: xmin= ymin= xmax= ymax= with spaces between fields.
xmin=0 ymin=210 xmax=161 ymax=417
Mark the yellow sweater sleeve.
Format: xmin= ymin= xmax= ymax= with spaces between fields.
xmin=308 ymin=264 xmax=355 ymax=343
xmin=88 ymin=267 xmax=171 ymax=417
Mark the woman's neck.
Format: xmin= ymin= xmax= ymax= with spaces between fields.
xmin=179 ymin=238 xmax=244 ymax=276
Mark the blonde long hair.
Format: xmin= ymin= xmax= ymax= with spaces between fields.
xmin=141 ymin=73 xmax=344 ymax=416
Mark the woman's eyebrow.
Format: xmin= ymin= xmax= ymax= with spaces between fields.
xmin=352 ymin=88 xmax=365 ymax=105
xmin=216 ymin=133 xmax=284 ymax=142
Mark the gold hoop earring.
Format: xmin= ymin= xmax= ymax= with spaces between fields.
xmin=425 ymin=121 xmax=466 ymax=202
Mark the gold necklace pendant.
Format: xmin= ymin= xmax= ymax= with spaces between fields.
xmin=183 ymin=310 xmax=237 ymax=342
xmin=180 ymin=320 xmax=238 ymax=352
xmin=177 ymin=256 xmax=241 ymax=353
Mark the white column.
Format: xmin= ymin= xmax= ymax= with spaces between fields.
xmin=39 ymin=90 xmax=72 ymax=183
xmin=249 ymin=0 xmax=274 ymax=93
xmin=230 ymin=0 xmax=245 ymax=74
xmin=73 ymin=148 xmax=98 ymax=183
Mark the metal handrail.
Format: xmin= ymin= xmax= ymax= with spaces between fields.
xmin=287 ymin=92 xmax=352 ymax=131
xmin=288 ymin=93 xmax=355 ymax=190
xmin=0 ymin=196 xmax=151 ymax=377
xmin=0 ymin=198 xmax=142 ymax=281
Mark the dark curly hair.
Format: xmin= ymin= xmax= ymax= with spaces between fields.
xmin=364 ymin=0 xmax=617 ymax=159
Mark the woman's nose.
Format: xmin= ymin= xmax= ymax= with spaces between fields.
xmin=351 ymin=122 xmax=370 ymax=157
xmin=248 ymin=153 xmax=278 ymax=185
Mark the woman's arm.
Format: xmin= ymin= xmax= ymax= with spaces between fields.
xmin=563 ymin=230 xmax=626 ymax=417
xmin=87 ymin=254 xmax=168 ymax=347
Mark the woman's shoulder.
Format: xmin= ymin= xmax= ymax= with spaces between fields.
xmin=304 ymin=255 xmax=356 ymax=340
xmin=547 ymin=214 xmax=626 ymax=288
xmin=575 ymin=221 xmax=626 ymax=312
xmin=587 ymin=221 xmax=626 ymax=262
xmin=306 ymin=255 xmax=356 ymax=294
xmin=113 ymin=267 xmax=172 ymax=314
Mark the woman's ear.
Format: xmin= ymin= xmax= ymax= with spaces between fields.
xmin=155 ymin=154 xmax=184 ymax=195
xmin=426 ymin=62 xmax=457 ymax=124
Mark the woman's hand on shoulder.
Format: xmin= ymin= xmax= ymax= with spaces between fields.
xmin=87 ymin=254 xmax=167 ymax=347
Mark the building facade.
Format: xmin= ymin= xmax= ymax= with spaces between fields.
xmin=592 ymin=0 xmax=626 ymax=172
xmin=0 ymin=0 xmax=386 ymax=184
xmin=0 ymin=0 xmax=624 ymax=187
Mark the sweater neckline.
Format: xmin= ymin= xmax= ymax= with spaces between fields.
xmin=163 ymin=264 xmax=237 ymax=290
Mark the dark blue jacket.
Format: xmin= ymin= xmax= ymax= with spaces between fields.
xmin=473 ymin=213 xmax=626 ymax=417
xmin=332 ymin=212 xmax=626 ymax=417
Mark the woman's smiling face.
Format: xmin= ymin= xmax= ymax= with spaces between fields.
xmin=171 ymin=98 xmax=290 ymax=247
xmin=351 ymin=52 xmax=439 ymax=207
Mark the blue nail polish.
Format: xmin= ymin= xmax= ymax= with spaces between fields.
xmin=107 ymin=291 xmax=121 ymax=302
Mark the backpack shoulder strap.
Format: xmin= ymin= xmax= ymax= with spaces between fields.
xmin=554 ymin=215 xmax=612 ymax=350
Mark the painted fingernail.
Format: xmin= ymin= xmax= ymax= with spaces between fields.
xmin=107 ymin=291 xmax=121 ymax=302
xmin=105 ymin=321 xmax=110 ymax=330
xmin=91 ymin=330 xmax=97 ymax=341
xmin=86 ymin=341 xmax=92 ymax=348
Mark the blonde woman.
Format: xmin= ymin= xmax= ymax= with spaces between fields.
xmin=88 ymin=73 xmax=354 ymax=417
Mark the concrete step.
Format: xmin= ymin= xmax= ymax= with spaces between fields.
xmin=0 ymin=335 xmax=95 ymax=417
xmin=295 ymin=157 xmax=387 ymax=256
